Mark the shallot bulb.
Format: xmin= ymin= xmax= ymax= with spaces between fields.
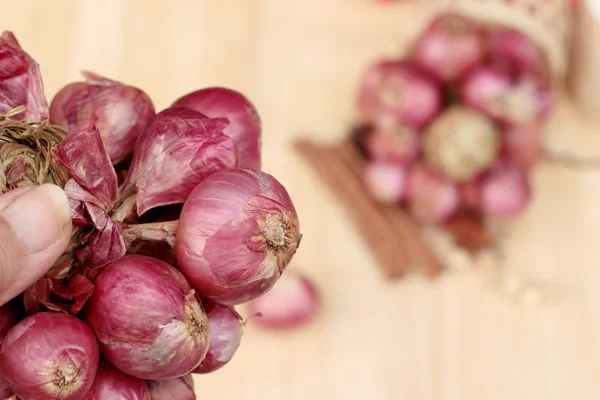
xmin=358 ymin=60 xmax=442 ymax=128
xmin=413 ymin=13 xmax=484 ymax=82
xmin=171 ymin=87 xmax=262 ymax=169
xmin=0 ymin=377 xmax=11 ymax=399
xmin=406 ymin=164 xmax=460 ymax=223
xmin=193 ymin=302 xmax=243 ymax=374
xmin=480 ymin=165 xmax=530 ymax=217
xmin=489 ymin=28 xmax=545 ymax=78
xmin=365 ymin=124 xmax=420 ymax=164
xmin=85 ymin=255 xmax=210 ymax=380
xmin=147 ymin=375 xmax=195 ymax=400
xmin=49 ymin=71 xmax=155 ymax=164
xmin=0 ymin=304 xmax=16 ymax=400
xmin=176 ymin=168 xmax=302 ymax=305
xmin=364 ymin=162 xmax=408 ymax=204
xmin=0 ymin=30 xmax=48 ymax=120
xmin=87 ymin=362 xmax=150 ymax=400
xmin=502 ymin=123 xmax=541 ymax=171
xmin=124 ymin=107 xmax=238 ymax=215
xmin=423 ymin=107 xmax=500 ymax=182
xmin=460 ymin=66 xmax=553 ymax=124
xmin=0 ymin=312 xmax=99 ymax=400
xmin=248 ymin=271 xmax=320 ymax=330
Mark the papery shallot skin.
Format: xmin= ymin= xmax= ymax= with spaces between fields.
xmin=87 ymin=362 xmax=151 ymax=400
xmin=364 ymin=162 xmax=408 ymax=204
xmin=193 ymin=302 xmax=243 ymax=374
xmin=460 ymin=67 xmax=553 ymax=124
xmin=53 ymin=122 xmax=126 ymax=273
xmin=502 ymin=123 xmax=541 ymax=171
xmin=176 ymin=168 xmax=302 ymax=305
xmin=0 ymin=31 xmax=49 ymax=120
xmin=172 ymin=87 xmax=262 ymax=170
xmin=0 ymin=377 xmax=11 ymax=399
xmin=358 ymin=60 xmax=443 ymax=129
xmin=406 ymin=163 xmax=460 ymax=223
xmin=125 ymin=107 xmax=238 ymax=215
xmin=49 ymin=71 xmax=155 ymax=164
xmin=85 ymin=255 xmax=210 ymax=380
xmin=55 ymin=120 xmax=118 ymax=206
xmin=147 ymin=375 xmax=195 ymax=400
xmin=0 ymin=304 xmax=16 ymax=399
xmin=365 ymin=124 xmax=421 ymax=165
xmin=248 ymin=271 xmax=320 ymax=330
xmin=489 ymin=28 xmax=545 ymax=78
xmin=480 ymin=164 xmax=531 ymax=217
xmin=413 ymin=13 xmax=484 ymax=83
xmin=0 ymin=312 xmax=99 ymax=400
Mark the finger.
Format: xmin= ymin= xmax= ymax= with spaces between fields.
xmin=0 ymin=186 xmax=34 ymax=210
xmin=0 ymin=184 xmax=72 ymax=306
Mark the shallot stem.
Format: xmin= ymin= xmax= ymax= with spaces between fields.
xmin=242 ymin=312 xmax=263 ymax=327
xmin=112 ymin=194 xmax=137 ymax=223
xmin=122 ymin=220 xmax=178 ymax=248
xmin=1 ymin=105 xmax=26 ymax=118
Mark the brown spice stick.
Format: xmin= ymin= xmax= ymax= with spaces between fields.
xmin=295 ymin=140 xmax=407 ymax=278
xmin=337 ymin=142 xmax=444 ymax=278
xmin=328 ymin=143 xmax=415 ymax=270
xmin=322 ymin=144 xmax=413 ymax=275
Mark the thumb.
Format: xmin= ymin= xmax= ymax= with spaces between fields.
xmin=0 ymin=184 xmax=72 ymax=306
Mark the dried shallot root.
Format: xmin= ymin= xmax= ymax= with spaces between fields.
xmin=0 ymin=30 xmax=302 ymax=399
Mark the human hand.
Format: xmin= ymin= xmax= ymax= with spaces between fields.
xmin=0 ymin=184 xmax=71 ymax=306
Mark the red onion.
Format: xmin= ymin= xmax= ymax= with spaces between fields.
xmin=503 ymin=123 xmax=541 ymax=171
xmin=87 ymin=362 xmax=150 ymax=400
xmin=358 ymin=60 xmax=442 ymax=128
xmin=49 ymin=71 xmax=155 ymax=164
xmin=171 ymin=88 xmax=262 ymax=170
xmin=365 ymin=124 xmax=420 ymax=164
xmin=85 ymin=255 xmax=210 ymax=380
xmin=460 ymin=66 xmax=553 ymax=124
xmin=124 ymin=107 xmax=238 ymax=215
xmin=406 ymin=164 xmax=459 ymax=223
xmin=247 ymin=271 xmax=320 ymax=330
xmin=0 ymin=305 xmax=16 ymax=400
xmin=176 ymin=168 xmax=301 ymax=305
xmin=147 ymin=375 xmax=195 ymax=400
xmin=412 ymin=13 xmax=484 ymax=83
xmin=0 ymin=312 xmax=99 ymax=400
xmin=193 ymin=302 xmax=243 ymax=374
xmin=0 ymin=31 xmax=48 ymax=120
xmin=364 ymin=162 xmax=407 ymax=204
xmin=489 ymin=28 xmax=545 ymax=78
xmin=480 ymin=164 xmax=530 ymax=217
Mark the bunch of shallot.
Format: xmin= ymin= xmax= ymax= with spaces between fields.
xmin=0 ymin=31 xmax=302 ymax=400
xmin=357 ymin=13 xmax=554 ymax=224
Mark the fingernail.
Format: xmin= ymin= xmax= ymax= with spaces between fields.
xmin=1 ymin=184 xmax=71 ymax=253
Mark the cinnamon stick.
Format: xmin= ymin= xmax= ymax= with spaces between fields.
xmin=295 ymin=140 xmax=408 ymax=278
xmin=336 ymin=141 xmax=444 ymax=277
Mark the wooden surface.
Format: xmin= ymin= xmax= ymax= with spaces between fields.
xmin=4 ymin=1 xmax=600 ymax=399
